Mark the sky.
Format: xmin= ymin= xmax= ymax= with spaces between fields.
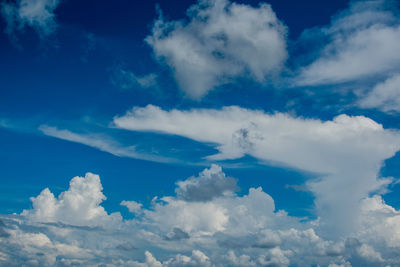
xmin=1 ymin=0 xmax=400 ymax=266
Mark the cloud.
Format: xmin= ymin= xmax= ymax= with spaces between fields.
xmin=110 ymin=65 xmax=158 ymax=90
xmin=1 ymin=167 xmax=400 ymax=265
xmin=164 ymin=228 xmax=190 ymax=241
xmin=175 ymin=164 xmax=238 ymax=201
xmin=1 ymin=0 xmax=61 ymax=42
xmin=121 ymin=200 xmax=143 ymax=215
xmin=295 ymin=0 xmax=400 ymax=86
xmin=146 ymin=0 xmax=287 ymax=99
xmin=357 ymin=73 xmax=400 ymax=113
xmin=21 ymin=172 xmax=122 ymax=227
xmin=39 ymin=125 xmax=174 ymax=163
xmin=113 ymin=105 xmax=400 ymax=173
xmin=113 ymin=105 xmax=400 ymax=236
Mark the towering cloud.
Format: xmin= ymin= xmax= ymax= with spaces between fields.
xmin=21 ymin=173 xmax=122 ymax=227
xmin=114 ymin=105 xmax=400 ymax=235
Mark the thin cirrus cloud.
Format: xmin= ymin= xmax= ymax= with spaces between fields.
xmin=113 ymin=104 xmax=400 ymax=236
xmin=1 ymin=0 xmax=61 ymax=42
xmin=146 ymin=0 xmax=288 ymax=99
xmin=39 ymin=125 xmax=174 ymax=163
xmin=110 ymin=65 xmax=158 ymax=91
xmin=2 ymin=165 xmax=400 ymax=265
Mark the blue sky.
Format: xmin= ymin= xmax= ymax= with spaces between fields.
xmin=1 ymin=0 xmax=400 ymax=266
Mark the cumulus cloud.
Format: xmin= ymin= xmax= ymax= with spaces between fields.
xmin=1 ymin=0 xmax=61 ymax=42
xmin=295 ymin=0 xmax=400 ymax=86
xmin=121 ymin=200 xmax=143 ymax=215
xmin=175 ymin=164 xmax=238 ymax=201
xmin=1 ymin=168 xmax=400 ymax=265
xmin=114 ymin=105 xmax=400 ymax=236
xmin=357 ymin=73 xmax=400 ymax=113
xmin=146 ymin=0 xmax=287 ymax=98
xmin=21 ymin=172 xmax=122 ymax=227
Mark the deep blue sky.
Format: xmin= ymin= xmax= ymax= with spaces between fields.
xmin=1 ymin=0 xmax=399 ymax=220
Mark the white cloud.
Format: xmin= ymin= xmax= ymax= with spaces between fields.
xmin=113 ymin=105 xmax=400 ymax=173
xmin=121 ymin=200 xmax=143 ymax=215
xmin=39 ymin=125 xmax=174 ymax=163
xmin=295 ymin=0 xmax=400 ymax=86
xmin=175 ymin=164 xmax=238 ymax=201
xmin=356 ymin=244 xmax=383 ymax=263
xmin=113 ymin=105 xmax=400 ymax=236
xmin=1 ymin=0 xmax=60 ymax=41
xmin=2 ymin=167 xmax=400 ymax=265
xmin=146 ymin=0 xmax=287 ymax=98
xmin=21 ymin=172 xmax=122 ymax=227
xmin=357 ymin=73 xmax=400 ymax=113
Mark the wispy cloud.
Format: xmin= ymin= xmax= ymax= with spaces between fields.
xmin=110 ymin=65 xmax=158 ymax=90
xmin=357 ymin=73 xmax=400 ymax=113
xmin=295 ymin=0 xmax=400 ymax=86
xmin=39 ymin=125 xmax=175 ymax=163
xmin=1 ymin=0 xmax=61 ymax=44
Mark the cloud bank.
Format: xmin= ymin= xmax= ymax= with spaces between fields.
xmin=146 ymin=0 xmax=287 ymax=98
xmin=1 ymin=166 xmax=400 ymax=266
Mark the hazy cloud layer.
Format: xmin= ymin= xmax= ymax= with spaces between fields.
xmin=110 ymin=65 xmax=158 ymax=90
xmin=146 ymin=0 xmax=287 ymax=98
xmin=1 ymin=0 xmax=61 ymax=42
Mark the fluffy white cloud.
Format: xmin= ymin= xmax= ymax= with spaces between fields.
xmin=357 ymin=73 xmax=400 ymax=113
xmin=21 ymin=172 xmax=122 ymax=227
xmin=146 ymin=0 xmax=287 ymax=98
xmin=113 ymin=105 xmax=400 ymax=236
xmin=295 ymin=0 xmax=400 ymax=86
xmin=1 ymin=0 xmax=60 ymax=41
xmin=1 ymin=167 xmax=400 ymax=265
xmin=121 ymin=200 xmax=143 ymax=215
xmin=175 ymin=164 xmax=238 ymax=201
